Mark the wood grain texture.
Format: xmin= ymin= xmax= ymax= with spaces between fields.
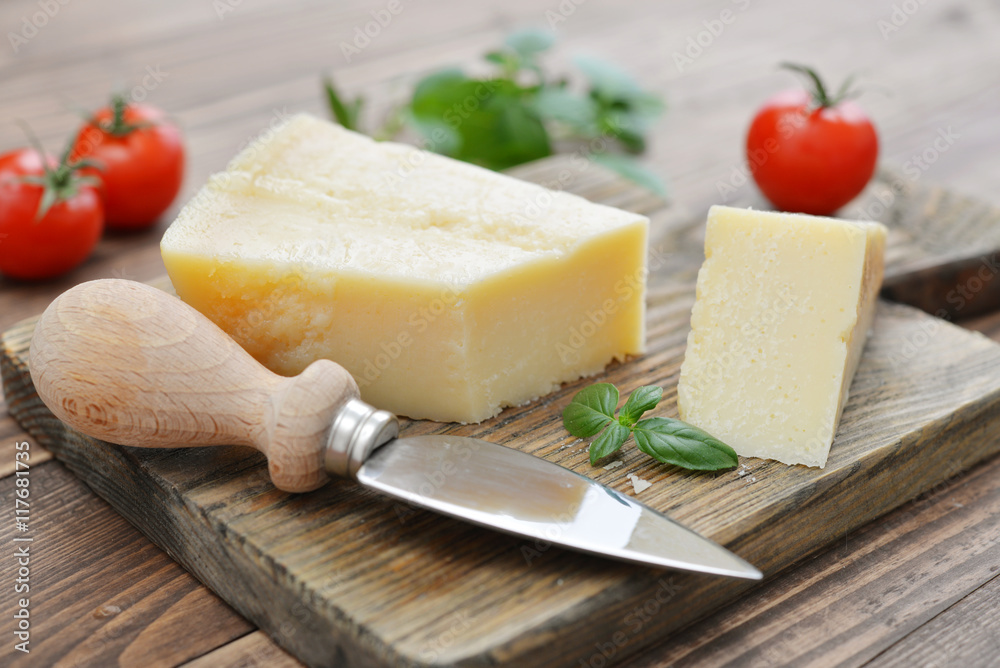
xmin=6 ymin=160 xmax=1000 ymax=667
xmin=620 ymin=451 xmax=1000 ymax=668
xmin=29 ymin=279 xmax=360 ymax=493
xmin=0 ymin=407 xmax=46 ymax=478
xmin=851 ymin=172 xmax=1000 ymax=320
xmin=867 ymin=567 xmax=1000 ymax=668
xmin=0 ymin=461 xmax=253 ymax=668
xmin=181 ymin=631 xmax=302 ymax=668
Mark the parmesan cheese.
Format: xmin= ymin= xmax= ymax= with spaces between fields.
xmin=677 ymin=205 xmax=886 ymax=467
xmin=161 ymin=114 xmax=649 ymax=423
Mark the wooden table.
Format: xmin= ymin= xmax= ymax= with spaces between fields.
xmin=2 ymin=0 xmax=999 ymax=665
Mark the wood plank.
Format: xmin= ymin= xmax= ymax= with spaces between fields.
xmin=0 ymin=461 xmax=253 ymax=668
xmin=182 ymin=631 xmax=302 ymax=668
xmin=7 ymin=158 xmax=1000 ymax=666
xmin=960 ymin=308 xmax=1000 ymax=340
xmin=866 ymin=570 xmax=1000 ymax=668
xmin=0 ymin=404 xmax=47 ymax=479
xmin=0 ymin=328 xmax=51 ymax=478
xmin=856 ymin=173 xmax=1000 ymax=319
xmin=619 ymin=452 xmax=1000 ymax=667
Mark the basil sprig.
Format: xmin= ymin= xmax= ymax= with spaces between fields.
xmin=562 ymin=383 xmax=738 ymax=470
xmin=323 ymin=28 xmax=666 ymax=194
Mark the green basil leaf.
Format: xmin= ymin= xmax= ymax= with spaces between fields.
xmin=533 ymin=87 xmax=598 ymax=128
xmin=618 ymin=385 xmax=662 ymax=427
xmin=573 ymin=54 xmax=642 ymax=102
xmin=562 ymin=382 xmax=619 ymax=437
xmin=589 ymin=154 xmax=667 ymax=198
xmin=599 ymin=109 xmax=649 ymax=153
xmin=410 ymin=68 xmax=470 ymax=118
xmin=589 ymin=422 xmax=630 ymax=465
xmin=324 ymin=77 xmax=363 ymax=131
xmin=408 ymin=74 xmax=551 ymax=170
xmin=347 ymin=97 xmax=363 ymax=130
xmin=504 ymin=28 xmax=555 ymax=58
xmin=629 ymin=91 xmax=667 ymax=120
xmin=484 ymin=51 xmax=509 ymax=66
xmin=633 ymin=417 xmax=738 ymax=470
xmin=404 ymin=110 xmax=462 ymax=154
xmin=464 ymin=93 xmax=550 ymax=169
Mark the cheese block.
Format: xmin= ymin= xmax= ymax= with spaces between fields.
xmin=160 ymin=113 xmax=648 ymax=423
xmin=676 ymin=205 xmax=886 ymax=467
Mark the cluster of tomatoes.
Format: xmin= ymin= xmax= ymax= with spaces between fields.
xmin=0 ymin=95 xmax=184 ymax=280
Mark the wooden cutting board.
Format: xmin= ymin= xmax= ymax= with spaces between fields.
xmin=5 ymin=157 xmax=1000 ymax=668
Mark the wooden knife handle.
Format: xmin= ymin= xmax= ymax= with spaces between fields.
xmin=29 ymin=279 xmax=360 ymax=492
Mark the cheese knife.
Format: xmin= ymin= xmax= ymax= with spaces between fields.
xmin=29 ymin=279 xmax=761 ymax=580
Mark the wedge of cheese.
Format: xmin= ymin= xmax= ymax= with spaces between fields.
xmin=677 ymin=205 xmax=886 ymax=467
xmin=161 ymin=114 xmax=648 ymax=423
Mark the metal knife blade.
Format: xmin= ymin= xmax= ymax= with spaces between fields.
xmin=356 ymin=435 xmax=761 ymax=579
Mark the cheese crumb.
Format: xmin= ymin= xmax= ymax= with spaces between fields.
xmin=628 ymin=474 xmax=652 ymax=494
xmin=603 ymin=461 xmax=624 ymax=471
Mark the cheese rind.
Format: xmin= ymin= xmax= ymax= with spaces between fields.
xmin=676 ymin=205 xmax=886 ymax=467
xmin=161 ymin=114 xmax=648 ymax=423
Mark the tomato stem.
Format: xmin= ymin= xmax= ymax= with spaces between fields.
xmin=15 ymin=121 xmax=100 ymax=221
xmin=780 ymin=63 xmax=859 ymax=109
xmin=98 ymin=93 xmax=153 ymax=137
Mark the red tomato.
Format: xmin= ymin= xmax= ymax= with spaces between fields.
xmin=746 ymin=67 xmax=878 ymax=216
xmin=0 ymin=148 xmax=104 ymax=280
xmin=72 ymin=96 xmax=184 ymax=230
